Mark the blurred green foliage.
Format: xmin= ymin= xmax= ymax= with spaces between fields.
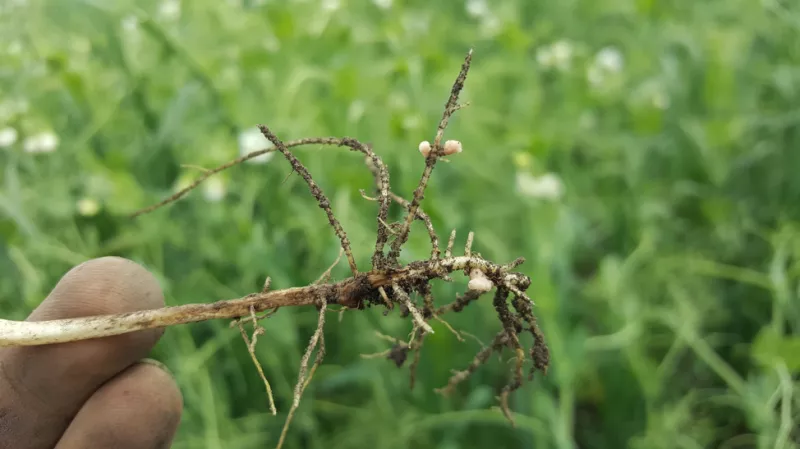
xmin=2 ymin=0 xmax=800 ymax=447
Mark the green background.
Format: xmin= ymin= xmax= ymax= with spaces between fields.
xmin=2 ymin=0 xmax=800 ymax=447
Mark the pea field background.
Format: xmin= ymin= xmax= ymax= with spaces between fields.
xmin=2 ymin=0 xmax=800 ymax=448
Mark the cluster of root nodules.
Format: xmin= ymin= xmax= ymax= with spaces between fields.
xmin=131 ymin=49 xmax=549 ymax=447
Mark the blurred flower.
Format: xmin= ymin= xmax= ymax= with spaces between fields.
xmin=238 ymin=127 xmax=274 ymax=164
xmin=202 ymin=177 xmax=227 ymax=202
xmin=464 ymin=0 xmax=500 ymax=37
xmin=596 ymin=47 xmax=624 ymax=72
xmin=515 ymin=172 xmax=564 ymax=200
xmin=536 ymin=39 xmax=574 ymax=71
xmin=158 ymin=0 xmax=181 ymax=20
xmin=551 ymin=40 xmax=573 ymax=65
xmin=372 ymin=0 xmax=392 ymax=9
xmin=76 ymin=198 xmax=100 ymax=216
xmin=23 ymin=131 xmax=59 ymax=154
xmin=587 ymin=46 xmax=624 ymax=87
xmin=0 ymin=127 xmax=18 ymax=148
xmin=535 ymin=47 xmax=554 ymax=67
xmin=466 ymin=0 xmax=489 ymax=18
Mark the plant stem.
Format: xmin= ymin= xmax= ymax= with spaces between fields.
xmin=0 ymin=256 xmax=530 ymax=347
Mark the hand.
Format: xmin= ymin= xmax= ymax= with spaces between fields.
xmin=0 ymin=257 xmax=183 ymax=449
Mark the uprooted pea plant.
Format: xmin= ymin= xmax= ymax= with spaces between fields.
xmin=0 ymin=50 xmax=550 ymax=449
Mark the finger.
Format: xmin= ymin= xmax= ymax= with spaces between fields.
xmin=55 ymin=361 xmax=182 ymax=449
xmin=0 ymin=257 xmax=167 ymax=449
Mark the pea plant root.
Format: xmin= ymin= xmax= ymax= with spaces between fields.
xmin=0 ymin=49 xmax=550 ymax=448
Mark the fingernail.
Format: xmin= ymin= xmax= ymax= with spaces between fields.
xmin=139 ymin=358 xmax=175 ymax=378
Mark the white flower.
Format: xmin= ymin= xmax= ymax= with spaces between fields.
xmin=372 ymin=0 xmax=392 ymax=9
xmin=536 ymin=40 xmax=574 ymax=71
xmin=515 ymin=172 xmax=564 ymax=200
xmin=0 ymin=127 xmax=18 ymax=148
xmin=76 ymin=198 xmax=100 ymax=216
xmin=587 ymin=47 xmax=624 ymax=87
xmin=466 ymin=0 xmax=489 ymax=18
xmin=238 ymin=127 xmax=274 ymax=164
xmin=595 ymin=47 xmax=623 ymax=73
xmin=158 ymin=0 xmax=181 ymax=20
xmin=551 ymin=40 xmax=573 ymax=70
xmin=23 ymin=131 xmax=59 ymax=154
xmin=202 ymin=177 xmax=226 ymax=202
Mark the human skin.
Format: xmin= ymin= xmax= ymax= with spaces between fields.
xmin=0 ymin=257 xmax=183 ymax=449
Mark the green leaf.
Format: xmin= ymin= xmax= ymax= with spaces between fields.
xmin=751 ymin=326 xmax=800 ymax=373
